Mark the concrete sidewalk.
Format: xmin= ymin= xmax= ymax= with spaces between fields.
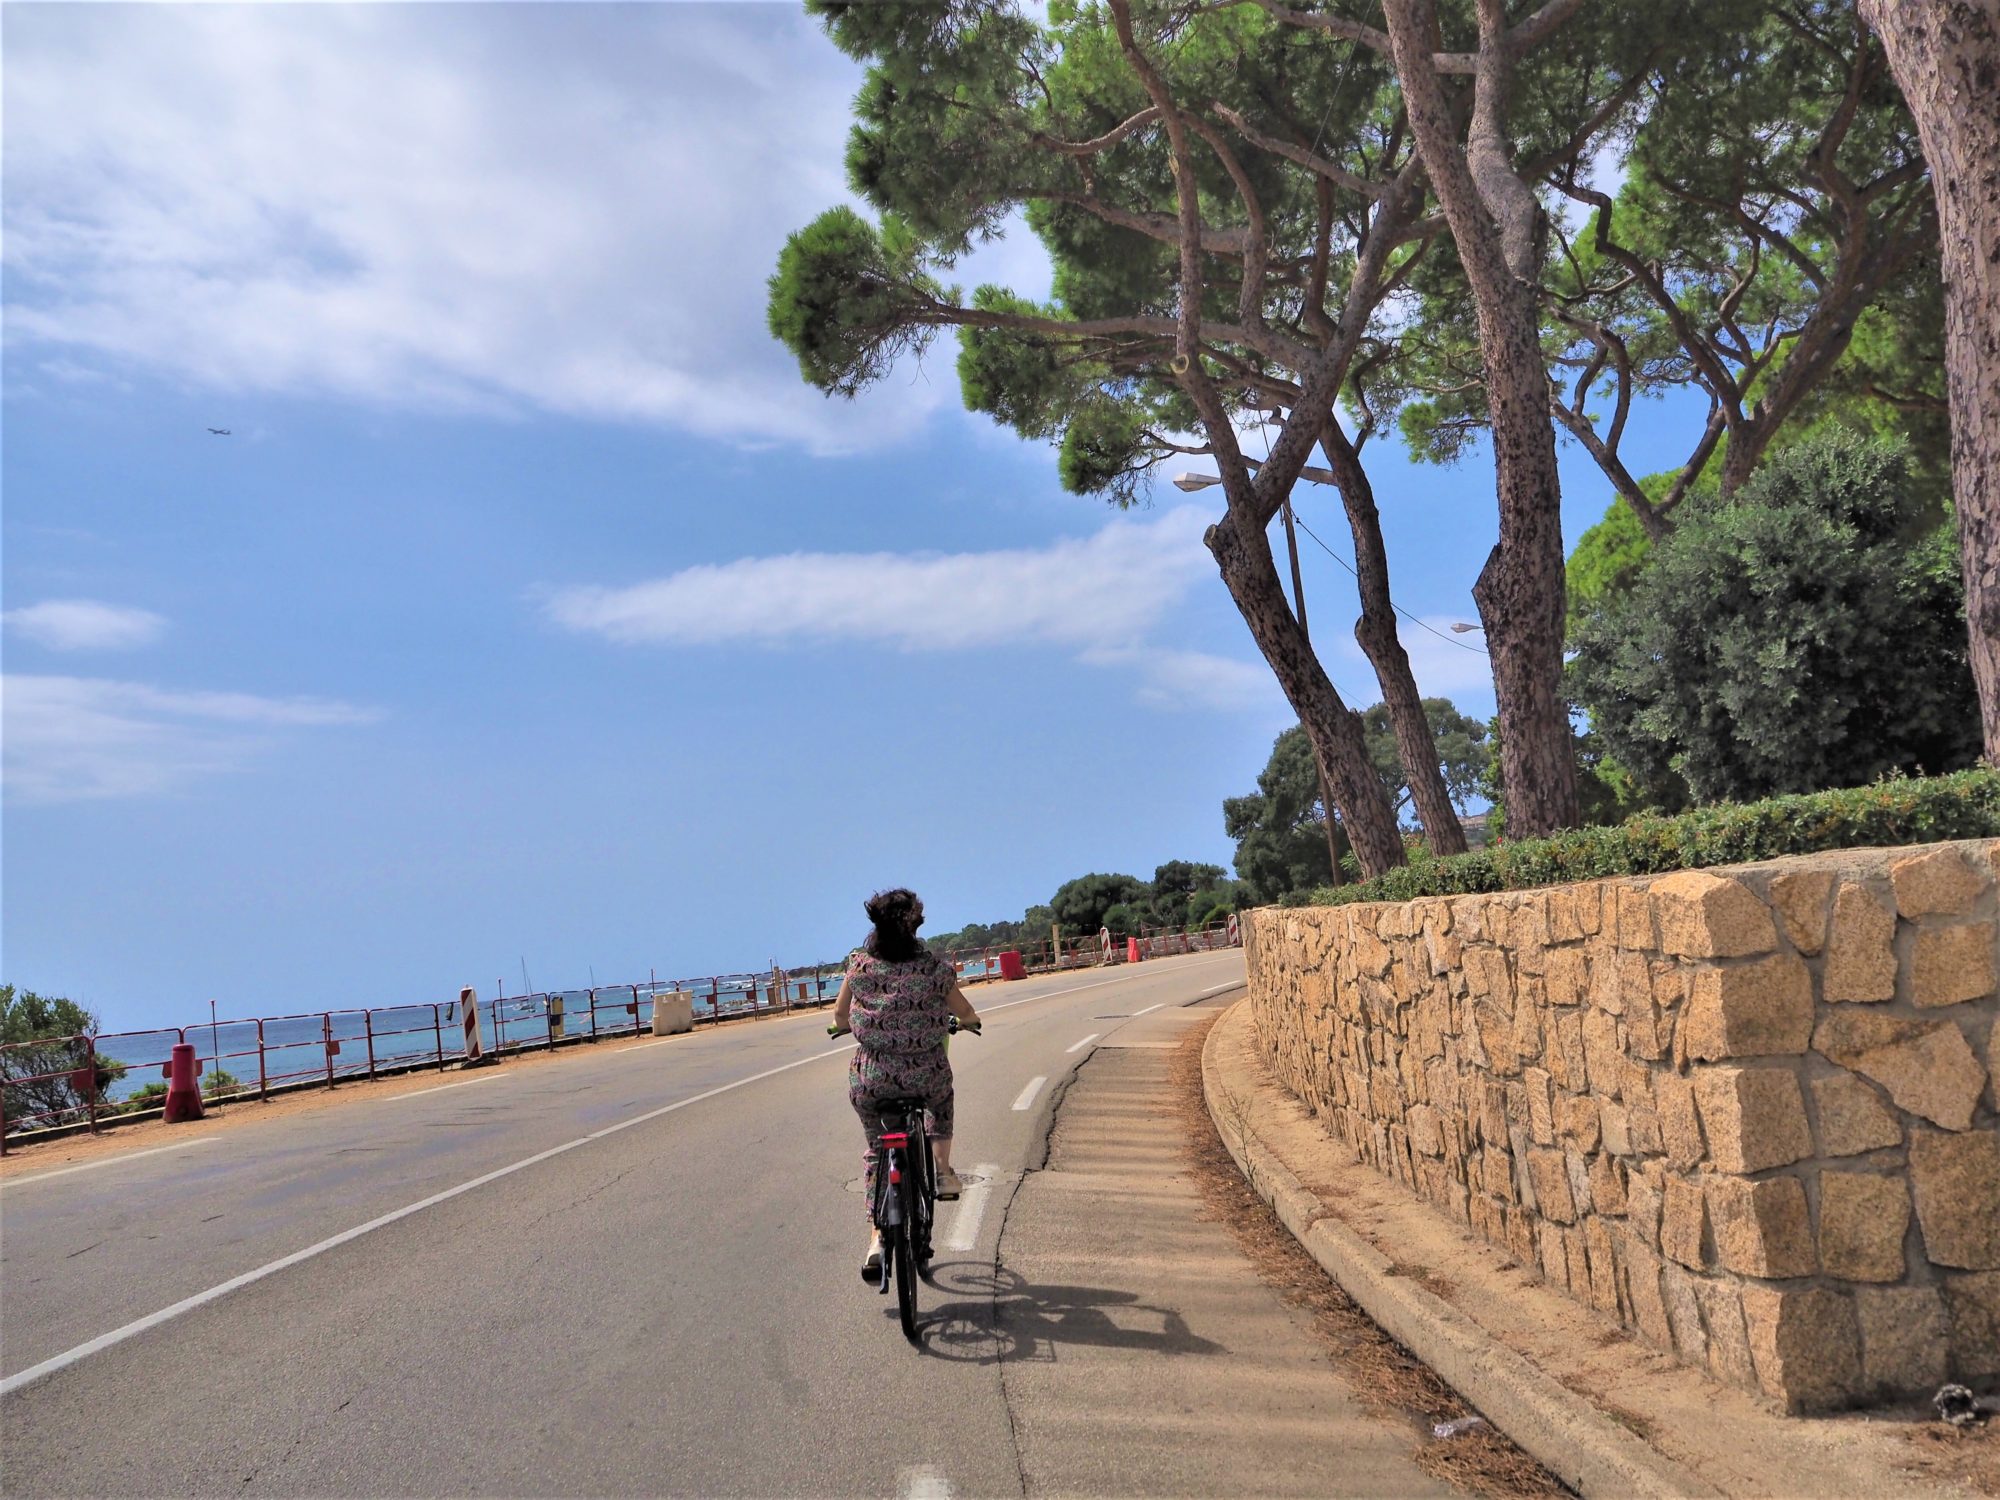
xmin=986 ymin=1002 xmax=1455 ymax=1498
xmin=1202 ymin=998 xmax=1999 ymax=1499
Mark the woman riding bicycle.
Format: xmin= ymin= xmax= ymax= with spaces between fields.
xmin=830 ymin=887 xmax=981 ymax=1284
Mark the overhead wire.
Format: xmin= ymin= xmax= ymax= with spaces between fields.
xmin=1249 ymin=403 xmax=1488 ymax=658
xmin=1287 ymin=509 xmax=1490 ymax=655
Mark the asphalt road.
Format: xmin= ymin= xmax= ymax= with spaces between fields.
xmin=1 ymin=952 xmax=1257 ymax=1497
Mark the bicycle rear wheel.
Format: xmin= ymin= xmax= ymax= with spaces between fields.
xmin=893 ymin=1219 xmax=919 ymax=1341
xmin=917 ymin=1133 xmax=938 ymax=1281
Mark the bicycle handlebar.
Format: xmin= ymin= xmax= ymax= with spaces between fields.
xmin=827 ymin=1017 xmax=982 ymax=1039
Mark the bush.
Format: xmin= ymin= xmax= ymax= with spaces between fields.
xmin=1283 ymin=769 xmax=2000 ymax=908
xmin=1567 ymin=435 xmax=1978 ymax=802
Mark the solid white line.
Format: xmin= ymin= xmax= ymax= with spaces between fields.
xmin=977 ymin=973 xmax=1132 ymax=1015
xmin=974 ymin=956 xmax=1241 ymax=1021
xmin=1065 ymin=1033 xmax=1100 ymax=1054
xmin=1200 ymin=980 xmax=1246 ymax=996
xmin=1011 ymin=1076 xmax=1047 ymax=1112
xmin=383 ymin=1074 xmax=500 ymax=1101
xmin=0 ymin=1042 xmax=858 ymax=1397
xmin=0 ymin=1137 xmax=219 ymax=1191
xmin=1132 ymin=1003 xmax=1164 ymax=1016
xmin=941 ymin=1162 xmax=1002 ymax=1253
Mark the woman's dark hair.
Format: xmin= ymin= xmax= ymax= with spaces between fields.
xmin=864 ymin=887 xmax=926 ymax=962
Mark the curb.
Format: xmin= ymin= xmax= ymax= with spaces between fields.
xmin=1201 ymin=1000 xmax=1722 ymax=1500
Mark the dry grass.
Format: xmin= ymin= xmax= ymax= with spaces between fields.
xmin=1172 ymin=1016 xmax=1569 ymax=1499
xmin=1902 ymin=1419 xmax=2000 ymax=1496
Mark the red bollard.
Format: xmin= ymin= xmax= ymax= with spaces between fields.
xmin=163 ymin=1042 xmax=205 ymax=1123
xmin=998 ymin=950 xmax=1026 ymax=982
xmin=1126 ymin=936 xmax=1143 ymax=963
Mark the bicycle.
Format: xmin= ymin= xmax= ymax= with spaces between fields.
xmin=829 ymin=1014 xmax=980 ymax=1341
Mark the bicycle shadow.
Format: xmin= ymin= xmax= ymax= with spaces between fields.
xmin=897 ymin=1263 xmax=1222 ymax=1364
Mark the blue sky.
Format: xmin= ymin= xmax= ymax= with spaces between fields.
xmin=3 ymin=3 xmax=1702 ymax=1033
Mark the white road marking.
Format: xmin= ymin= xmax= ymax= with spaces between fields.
xmin=941 ymin=1163 xmax=1002 ymax=1253
xmin=1065 ymin=1033 xmax=1100 ymax=1054
xmin=900 ymin=1465 xmax=954 ymax=1499
xmin=1200 ymin=980 xmax=1246 ymax=996
xmin=0 ymin=1042 xmax=859 ymax=1397
xmin=1132 ymin=1002 xmax=1164 ymax=1016
xmin=0 ymin=1137 xmax=219 ymax=1191
xmin=1011 ymin=1076 xmax=1047 ymax=1112
xmin=972 ymin=953 xmax=1240 ymax=1019
xmin=384 ymin=1074 xmax=501 ymax=1101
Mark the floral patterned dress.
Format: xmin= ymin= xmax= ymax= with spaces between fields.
xmin=845 ymin=947 xmax=956 ymax=1217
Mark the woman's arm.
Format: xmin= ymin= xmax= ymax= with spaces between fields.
xmin=945 ymin=982 xmax=979 ymax=1026
xmin=831 ymin=973 xmax=853 ymax=1031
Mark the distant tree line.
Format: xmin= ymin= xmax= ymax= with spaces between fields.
xmin=927 ymin=859 xmax=1244 ymax=954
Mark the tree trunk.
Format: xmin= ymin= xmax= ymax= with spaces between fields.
xmin=1276 ymin=492 xmax=1348 ymax=886
xmin=1860 ymin=0 xmax=2000 ymax=761
xmin=1383 ymin=0 xmax=1581 ymax=837
xmin=1319 ymin=420 xmax=1470 ymax=856
xmin=1207 ymin=509 xmax=1407 ymax=878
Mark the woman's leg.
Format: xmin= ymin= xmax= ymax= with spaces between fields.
xmin=927 ymin=1063 xmax=957 ymax=1175
xmin=850 ymin=1061 xmax=887 ymax=1225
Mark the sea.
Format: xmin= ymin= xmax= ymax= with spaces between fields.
xmin=91 ymin=975 xmax=854 ymax=1104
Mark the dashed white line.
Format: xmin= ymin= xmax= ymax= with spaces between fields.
xmin=384 ymin=1074 xmax=501 ymax=1101
xmin=0 ymin=1042 xmax=859 ymax=1397
xmin=941 ymin=1163 xmax=1002 ymax=1253
xmin=899 ymin=1465 xmax=953 ymax=1498
xmin=1132 ymin=1003 xmax=1164 ymax=1016
xmin=1200 ymin=980 xmax=1246 ymax=996
xmin=1065 ymin=1033 xmax=1100 ymax=1053
xmin=0 ymin=1137 xmax=219 ymax=1191
xmin=1011 ymin=1076 xmax=1047 ymax=1111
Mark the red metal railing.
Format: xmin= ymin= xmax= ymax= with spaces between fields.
xmin=0 ymin=1033 xmax=100 ymax=1146
xmin=4 ymin=932 xmax=1237 ymax=1151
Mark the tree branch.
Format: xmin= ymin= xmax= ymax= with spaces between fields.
xmin=1033 ymin=106 xmax=1162 ymax=156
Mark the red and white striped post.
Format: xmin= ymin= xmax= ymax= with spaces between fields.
xmin=459 ymin=986 xmax=487 ymax=1064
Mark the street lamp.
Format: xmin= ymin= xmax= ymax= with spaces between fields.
xmin=1450 ymin=622 xmax=1483 ymax=634
xmin=1173 ymin=462 xmax=1341 ymax=491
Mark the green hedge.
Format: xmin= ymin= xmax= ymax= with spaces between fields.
xmin=1283 ymin=769 xmax=2000 ymax=909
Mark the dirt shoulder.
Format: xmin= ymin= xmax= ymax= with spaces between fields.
xmin=1203 ymin=998 xmax=1998 ymax=1498
xmin=1170 ymin=1015 xmax=1569 ymax=1497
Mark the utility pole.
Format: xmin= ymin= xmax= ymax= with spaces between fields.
xmin=1281 ymin=494 xmax=1345 ymax=887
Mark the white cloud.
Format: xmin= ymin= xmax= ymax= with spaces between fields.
xmin=1095 ymin=647 xmax=1286 ymax=714
xmin=543 ymin=505 xmax=1288 ymax=711
xmin=3 ymin=5 xmax=934 ymax=453
xmin=1333 ymin=614 xmax=1496 ymax=705
xmin=3 ymin=600 xmax=167 ymax=651
xmin=2 ymin=675 xmax=380 ymax=804
xmin=544 ymin=506 xmax=1215 ymax=653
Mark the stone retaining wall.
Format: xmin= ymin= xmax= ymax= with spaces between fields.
xmin=1245 ymin=840 xmax=2000 ymax=1412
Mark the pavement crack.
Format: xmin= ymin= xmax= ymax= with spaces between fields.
xmin=64 ymin=1240 xmax=104 ymax=1260
xmin=522 ymin=1161 xmax=645 ymax=1232
xmin=986 ymin=1052 xmax=1103 ymax=1500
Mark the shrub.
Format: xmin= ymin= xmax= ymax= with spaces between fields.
xmin=1567 ymin=435 xmax=1978 ymax=802
xmin=121 ymin=1081 xmax=169 ymax=1114
xmin=1283 ymin=769 xmax=2000 ymax=908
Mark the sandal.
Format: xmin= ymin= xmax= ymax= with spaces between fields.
xmin=860 ymin=1238 xmax=884 ymax=1285
xmin=935 ymin=1168 xmax=963 ymax=1200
